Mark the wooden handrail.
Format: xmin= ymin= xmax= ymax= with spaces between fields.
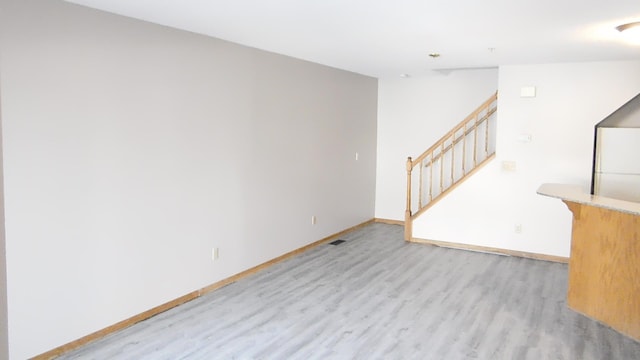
xmin=422 ymin=107 xmax=497 ymax=166
xmin=411 ymin=92 xmax=497 ymax=167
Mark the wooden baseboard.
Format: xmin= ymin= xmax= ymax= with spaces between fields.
xmin=32 ymin=291 xmax=201 ymax=360
xmin=410 ymin=237 xmax=569 ymax=264
xmin=198 ymin=219 xmax=375 ymax=294
xmin=33 ymin=219 xmax=375 ymax=360
xmin=373 ymin=218 xmax=404 ymax=226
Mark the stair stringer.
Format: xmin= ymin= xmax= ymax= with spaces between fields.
xmin=410 ymin=157 xmax=571 ymax=257
xmin=411 ymin=159 xmax=508 ymax=249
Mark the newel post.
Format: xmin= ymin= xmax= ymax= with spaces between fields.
xmin=405 ymin=157 xmax=413 ymax=241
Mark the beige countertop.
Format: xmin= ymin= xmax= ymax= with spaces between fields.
xmin=537 ymin=183 xmax=640 ymax=216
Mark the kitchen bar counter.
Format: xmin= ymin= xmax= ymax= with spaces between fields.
xmin=537 ymin=183 xmax=640 ymax=342
xmin=537 ymin=183 xmax=640 ymax=216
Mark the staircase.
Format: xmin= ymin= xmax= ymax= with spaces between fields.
xmin=404 ymin=92 xmax=498 ymax=240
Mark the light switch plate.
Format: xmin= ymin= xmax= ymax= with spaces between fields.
xmin=520 ymin=86 xmax=536 ymax=98
xmin=502 ymin=161 xmax=517 ymax=171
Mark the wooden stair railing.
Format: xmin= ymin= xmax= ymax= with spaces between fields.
xmin=404 ymin=91 xmax=498 ymax=240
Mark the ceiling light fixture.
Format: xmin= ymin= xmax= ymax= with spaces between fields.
xmin=616 ymin=22 xmax=640 ymax=44
xmin=428 ymin=53 xmax=440 ymax=58
xmin=400 ymin=73 xmax=411 ymax=78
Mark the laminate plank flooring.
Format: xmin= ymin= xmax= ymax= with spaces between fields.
xmin=60 ymin=223 xmax=640 ymax=359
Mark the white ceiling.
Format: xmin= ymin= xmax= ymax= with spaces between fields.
xmin=65 ymin=0 xmax=640 ymax=78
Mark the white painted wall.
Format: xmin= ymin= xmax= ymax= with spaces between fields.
xmin=380 ymin=61 xmax=640 ymax=257
xmin=0 ymin=1 xmax=377 ymax=358
xmin=375 ymin=69 xmax=499 ymax=220
xmin=0 ymin=73 xmax=9 ymax=360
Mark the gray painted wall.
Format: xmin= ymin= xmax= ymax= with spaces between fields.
xmin=0 ymin=73 xmax=9 ymax=360
xmin=0 ymin=0 xmax=378 ymax=358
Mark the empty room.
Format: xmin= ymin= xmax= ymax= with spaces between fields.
xmin=1 ymin=0 xmax=640 ymax=359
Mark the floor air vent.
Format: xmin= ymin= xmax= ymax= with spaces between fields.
xmin=329 ymin=240 xmax=346 ymax=245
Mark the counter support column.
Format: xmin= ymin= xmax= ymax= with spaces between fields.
xmin=563 ymin=200 xmax=640 ymax=341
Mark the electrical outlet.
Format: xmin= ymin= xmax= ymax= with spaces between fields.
xmin=515 ymin=224 xmax=522 ymax=234
xmin=212 ymin=247 xmax=219 ymax=261
xmin=502 ymin=161 xmax=517 ymax=171
xmin=355 ymin=152 xmax=359 ymax=161
xmin=311 ymin=216 xmax=317 ymax=225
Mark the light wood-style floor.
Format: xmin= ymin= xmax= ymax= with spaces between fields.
xmin=60 ymin=223 xmax=640 ymax=359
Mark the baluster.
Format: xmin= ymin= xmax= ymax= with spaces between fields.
xmin=439 ymin=142 xmax=444 ymax=194
xmin=449 ymin=134 xmax=454 ymax=185
xmin=419 ymin=158 xmax=424 ymax=209
xmin=429 ymin=151 xmax=433 ymax=202
xmin=473 ymin=114 xmax=478 ymax=167
xmin=462 ymin=122 xmax=467 ymax=175
xmin=485 ymin=107 xmax=490 ymax=157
